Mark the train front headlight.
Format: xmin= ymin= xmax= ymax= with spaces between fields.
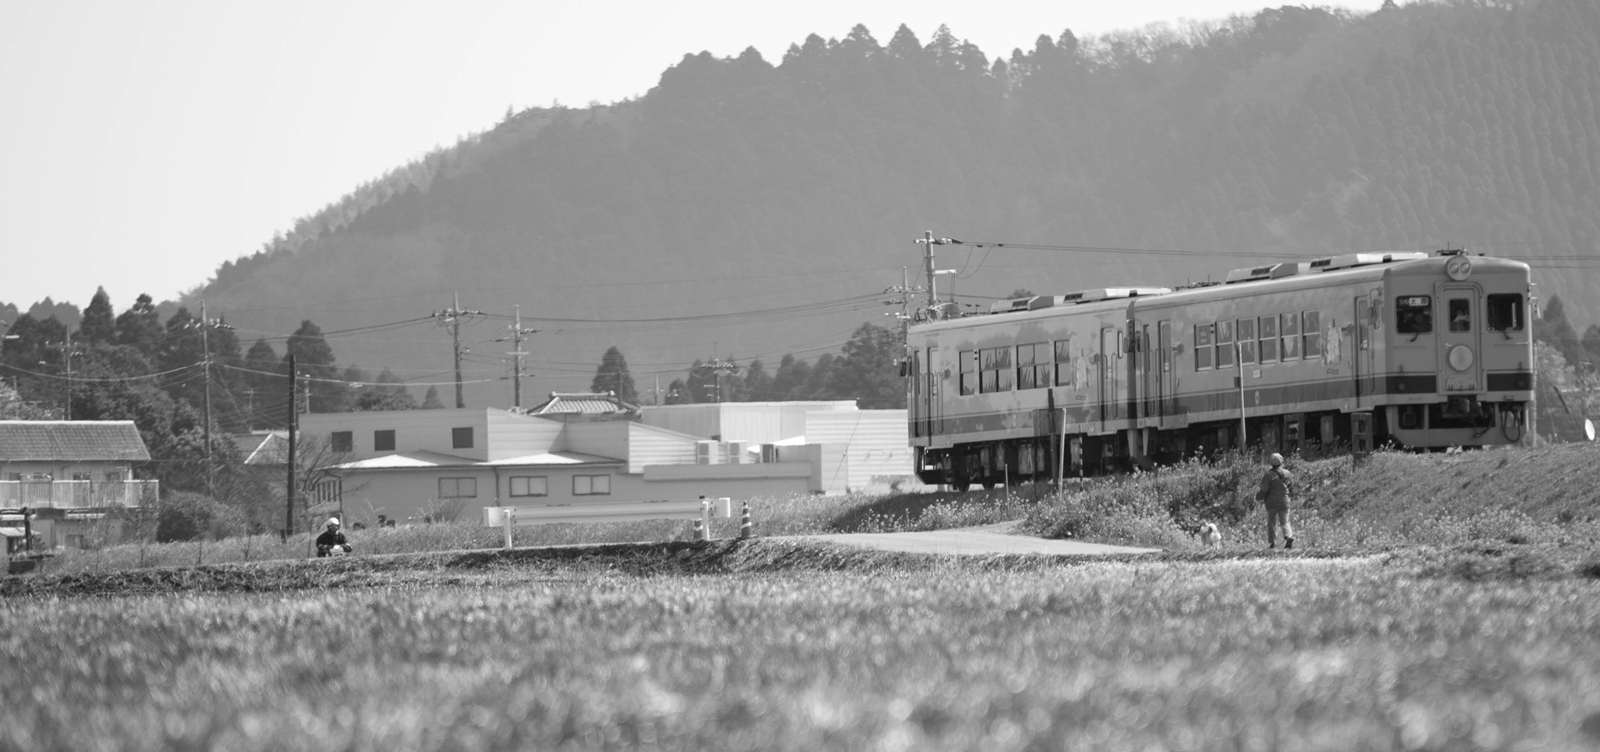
xmin=1448 ymin=344 xmax=1474 ymax=371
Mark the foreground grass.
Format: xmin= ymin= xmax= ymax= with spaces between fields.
xmin=4 ymin=542 xmax=1600 ymax=750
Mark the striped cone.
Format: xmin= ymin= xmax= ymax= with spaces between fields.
xmin=739 ymin=501 xmax=755 ymax=539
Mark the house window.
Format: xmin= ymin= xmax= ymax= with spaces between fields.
xmin=1258 ymin=315 xmax=1279 ymax=363
xmin=979 ymin=346 xmax=1012 ymax=393
xmin=573 ymin=474 xmax=611 ymax=496
xmin=1397 ymin=295 xmax=1432 ymax=334
xmin=374 ymin=430 xmax=395 ymax=452
xmin=1015 ymin=343 xmax=1050 ymax=390
xmin=331 ymin=431 xmax=353 ymax=453
xmin=1215 ymin=320 xmax=1235 ymax=369
xmin=1193 ymin=324 xmax=1214 ymax=370
xmin=1302 ymin=311 xmax=1322 ymax=358
xmin=452 ymin=427 xmax=474 ymax=449
xmin=1487 ymin=294 xmax=1523 ymax=332
xmin=1053 ymin=340 xmax=1073 ymax=386
xmin=509 ymin=476 xmax=548 ymax=497
xmin=1280 ymin=312 xmax=1300 ymax=361
xmin=103 ymin=470 xmax=123 ymax=482
xmin=438 ymin=477 xmax=477 ymax=499
xmin=313 ymin=479 xmax=342 ymax=504
xmin=958 ymin=350 xmax=977 ymax=396
xmin=1235 ymin=319 xmax=1256 ymax=364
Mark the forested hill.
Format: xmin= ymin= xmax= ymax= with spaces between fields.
xmin=197 ymin=0 xmax=1600 ymax=403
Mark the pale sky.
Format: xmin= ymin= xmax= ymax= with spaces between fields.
xmin=0 ymin=0 xmax=1385 ymax=312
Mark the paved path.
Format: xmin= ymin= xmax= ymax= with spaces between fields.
xmin=785 ymin=522 xmax=1160 ymax=557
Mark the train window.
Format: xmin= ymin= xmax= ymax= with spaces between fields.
xmin=1302 ymin=311 xmax=1322 ymax=358
xmin=1396 ymin=295 xmax=1432 ymax=334
xmin=1280 ymin=313 xmax=1300 ymax=361
xmin=1258 ymin=316 xmax=1279 ymax=363
xmin=1053 ymin=340 xmax=1074 ymax=386
xmin=1194 ymin=324 xmax=1214 ymax=370
xmin=1237 ymin=319 xmax=1257 ymax=364
xmin=1448 ymin=299 xmax=1471 ymax=332
xmin=959 ymin=350 xmax=977 ymax=396
xmin=980 ymin=347 xmax=1012 ymax=393
xmin=1487 ymin=294 xmax=1524 ymax=331
xmin=1016 ymin=343 xmax=1049 ymax=390
xmin=1215 ymin=320 xmax=1235 ymax=369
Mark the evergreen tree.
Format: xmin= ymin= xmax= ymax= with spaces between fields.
xmin=113 ymin=293 xmax=164 ymax=359
xmin=590 ymin=346 xmax=639 ymax=403
xmin=832 ymin=323 xmax=905 ymax=408
xmin=1534 ymin=295 xmax=1587 ymax=368
xmin=664 ymin=378 xmax=690 ymax=405
xmin=421 ymin=385 xmax=445 ymax=409
xmin=282 ymin=320 xmax=349 ymax=413
xmin=80 ymin=287 xmax=115 ymax=344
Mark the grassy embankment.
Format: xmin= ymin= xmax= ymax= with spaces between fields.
xmin=33 ymin=440 xmax=1600 ymax=576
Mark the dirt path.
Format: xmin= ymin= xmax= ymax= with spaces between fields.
xmin=784 ymin=521 xmax=1161 ymax=557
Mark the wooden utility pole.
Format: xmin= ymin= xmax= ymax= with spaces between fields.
xmin=433 ymin=292 xmax=481 ymax=409
xmin=501 ymin=305 xmax=537 ymax=409
xmin=285 ymin=354 xmax=297 ymax=540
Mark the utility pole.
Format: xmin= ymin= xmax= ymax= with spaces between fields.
xmin=884 ymin=265 xmax=926 ymax=407
xmin=496 ymin=305 xmax=537 ymax=409
xmin=706 ymin=358 xmax=740 ymax=403
xmin=47 ymin=331 xmax=83 ymax=420
xmin=914 ymin=231 xmax=959 ymax=314
xmin=195 ymin=300 xmax=233 ymax=498
xmin=432 ymin=292 xmax=481 ymax=409
xmin=285 ymin=354 xmax=297 ymax=541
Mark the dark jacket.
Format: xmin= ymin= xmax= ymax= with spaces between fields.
xmin=316 ymin=530 xmax=349 ymax=557
xmin=1257 ymin=467 xmax=1292 ymax=510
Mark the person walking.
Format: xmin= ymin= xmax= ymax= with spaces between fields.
xmin=1256 ymin=453 xmax=1295 ymax=549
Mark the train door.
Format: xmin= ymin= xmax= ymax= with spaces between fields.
xmin=1099 ymin=327 xmax=1117 ymax=432
xmin=1158 ymin=320 xmax=1174 ymax=425
xmin=1140 ymin=324 xmax=1156 ymax=422
xmin=1353 ymin=296 xmax=1376 ymax=407
xmin=924 ymin=347 xmax=942 ymax=437
xmin=1438 ymin=286 xmax=1482 ymax=393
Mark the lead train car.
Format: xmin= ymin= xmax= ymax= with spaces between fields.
xmin=906 ymin=251 xmax=1533 ymax=489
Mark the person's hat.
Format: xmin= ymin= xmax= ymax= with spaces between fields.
xmin=326 ymin=517 xmax=341 ymax=527
xmin=1269 ymin=453 xmax=1284 ymax=466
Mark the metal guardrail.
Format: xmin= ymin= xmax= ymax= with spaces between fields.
xmin=483 ymin=497 xmax=733 ymax=549
xmin=0 ymin=480 xmax=158 ymax=510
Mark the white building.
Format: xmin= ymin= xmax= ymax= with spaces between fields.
xmin=298 ymin=400 xmax=918 ymax=526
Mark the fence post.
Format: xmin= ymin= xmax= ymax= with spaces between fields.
xmin=503 ymin=508 xmax=514 ymax=550
xmin=700 ymin=499 xmax=712 ymax=541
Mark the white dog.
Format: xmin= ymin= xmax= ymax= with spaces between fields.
xmin=1198 ymin=522 xmax=1222 ymax=548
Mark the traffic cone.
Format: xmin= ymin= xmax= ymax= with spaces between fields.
xmin=739 ymin=501 xmax=755 ymax=539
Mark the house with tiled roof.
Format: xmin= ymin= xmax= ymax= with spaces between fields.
xmin=526 ymin=392 xmax=639 ymax=421
xmin=0 ymin=420 xmax=158 ymax=552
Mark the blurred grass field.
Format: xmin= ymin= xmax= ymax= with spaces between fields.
xmin=3 ymin=542 xmax=1600 ymax=750
xmin=6 ymin=443 xmax=1600 ymax=750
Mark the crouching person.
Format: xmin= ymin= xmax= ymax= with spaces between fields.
xmin=1256 ymin=453 xmax=1296 ymax=550
xmin=316 ymin=517 xmax=353 ymax=557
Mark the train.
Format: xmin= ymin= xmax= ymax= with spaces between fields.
xmin=905 ymin=250 xmax=1534 ymax=489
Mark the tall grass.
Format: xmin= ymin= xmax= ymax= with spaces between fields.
xmin=1022 ymin=444 xmax=1600 ymax=550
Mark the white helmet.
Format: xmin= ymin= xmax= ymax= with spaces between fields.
xmin=326 ymin=517 xmax=341 ymax=527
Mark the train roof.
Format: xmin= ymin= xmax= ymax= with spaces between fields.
xmin=910 ymin=252 xmax=1529 ymax=332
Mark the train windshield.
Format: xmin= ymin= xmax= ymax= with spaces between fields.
xmin=1396 ymin=295 xmax=1432 ymax=334
xmin=1487 ymin=294 xmax=1524 ymax=331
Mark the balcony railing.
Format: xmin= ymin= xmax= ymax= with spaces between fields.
xmin=0 ymin=480 xmax=158 ymax=510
